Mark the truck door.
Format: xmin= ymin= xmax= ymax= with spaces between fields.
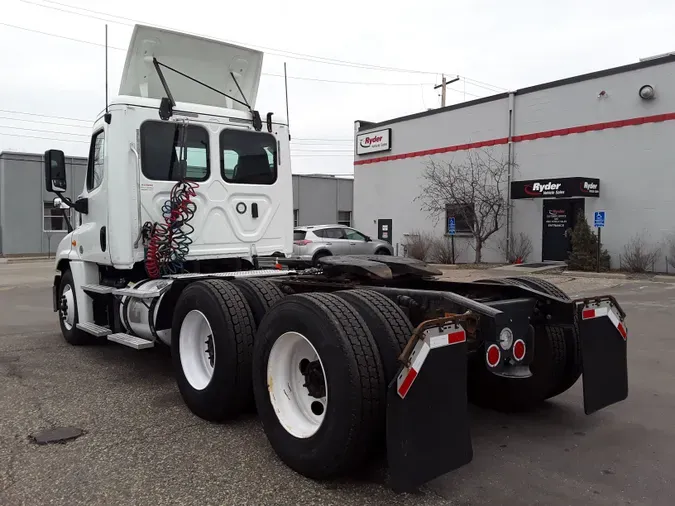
xmin=219 ymin=129 xmax=288 ymax=250
xmin=73 ymin=126 xmax=111 ymax=265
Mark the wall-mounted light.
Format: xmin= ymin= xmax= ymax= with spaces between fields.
xmin=639 ymin=84 xmax=655 ymax=100
xmin=597 ymin=90 xmax=608 ymax=99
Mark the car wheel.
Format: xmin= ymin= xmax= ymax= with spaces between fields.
xmin=374 ymin=248 xmax=391 ymax=255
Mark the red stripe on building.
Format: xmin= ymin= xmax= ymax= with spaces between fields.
xmin=354 ymin=111 xmax=675 ymax=166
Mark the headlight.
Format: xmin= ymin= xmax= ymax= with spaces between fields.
xmin=498 ymin=327 xmax=514 ymax=350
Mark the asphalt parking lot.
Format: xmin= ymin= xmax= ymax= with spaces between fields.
xmin=1 ymin=262 xmax=674 ymax=505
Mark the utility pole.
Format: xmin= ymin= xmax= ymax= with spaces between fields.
xmin=434 ymin=75 xmax=460 ymax=108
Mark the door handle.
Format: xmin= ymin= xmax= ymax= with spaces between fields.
xmin=349 ymin=242 xmax=356 ymax=245
xmin=325 ymin=242 xmax=332 ymax=245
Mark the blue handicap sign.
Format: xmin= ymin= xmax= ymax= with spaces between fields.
xmin=594 ymin=211 xmax=605 ymax=228
xmin=448 ymin=217 xmax=456 ymax=235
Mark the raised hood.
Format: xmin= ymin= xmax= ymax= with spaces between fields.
xmin=119 ymin=25 xmax=263 ymax=111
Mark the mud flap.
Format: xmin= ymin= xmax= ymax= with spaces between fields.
xmin=386 ymin=325 xmax=472 ymax=493
xmin=578 ymin=301 xmax=628 ymax=415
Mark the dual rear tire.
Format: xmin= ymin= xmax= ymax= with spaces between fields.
xmin=172 ymin=280 xmax=412 ymax=479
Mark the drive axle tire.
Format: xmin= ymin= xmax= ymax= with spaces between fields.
xmin=335 ymin=289 xmax=412 ymax=383
xmin=467 ymin=277 xmax=567 ymax=411
xmin=172 ymin=280 xmax=255 ymax=422
xmin=506 ymin=276 xmax=582 ymax=398
xmin=252 ymin=292 xmax=386 ymax=480
xmin=58 ymin=270 xmax=96 ymax=346
xmin=231 ymin=278 xmax=285 ymax=326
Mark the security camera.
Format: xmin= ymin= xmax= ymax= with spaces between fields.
xmin=639 ymin=85 xmax=655 ymax=100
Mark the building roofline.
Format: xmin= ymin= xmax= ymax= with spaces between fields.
xmin=357 ymin=53 xmax=675 ymax=132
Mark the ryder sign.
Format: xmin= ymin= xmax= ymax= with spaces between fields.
xmin=356 ymin=128 xmax=392 ymax=155
xmin=511 ymin=177 xmax=600 ymax=199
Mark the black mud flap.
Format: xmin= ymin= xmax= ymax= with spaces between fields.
xmin=578 ymin=301 xmax=628 ymax=415
xmin=386 ymin=328 xmax=472 ymax=493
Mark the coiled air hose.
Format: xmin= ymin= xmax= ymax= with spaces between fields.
xmin=144 ymin=180 xmax=198 ymax=278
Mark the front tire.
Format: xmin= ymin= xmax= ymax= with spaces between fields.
xmin=252 ymin=292 xmax=386 ymax=480
xmin=172 ymin=280 xmax=255 ymax=422
xmin=58 ymin=270 xmax=93 ymax=345
xmin=374 ymin=248 xmax=391 ymax=255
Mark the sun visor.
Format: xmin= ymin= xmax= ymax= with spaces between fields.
xmin=119 ymin=25 xmax=263 ymax=111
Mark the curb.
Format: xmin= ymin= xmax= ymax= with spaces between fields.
xmin=0 ymin=256 xmax=52 ymax=264
xmin=653 ymin=275 xmax=675 ymax=283
xmin=562 ymin=270 xmax=629 ymax=280
xmin=428 ymin=263 xmax=459 ymax=270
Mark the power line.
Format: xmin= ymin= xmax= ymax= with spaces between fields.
xmin=0 ymin=22 xmax=441 ymax=88
xmin=0 ymin=108 xmax=91 ymax=123
xmin=0 ymin=114 xmax=90 ymax=128
xmin=0 ymin=132 xmax=89 ymax=143
xmin=0 ymin=125 xmax=90 ymax=137
xmin=23 ymin=0 xmax=506 ymax=89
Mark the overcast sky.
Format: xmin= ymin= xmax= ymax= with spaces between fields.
xmin=1 ymin=0 xmax=674 ymax=175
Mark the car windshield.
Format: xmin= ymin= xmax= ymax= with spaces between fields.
xmin=294 ymin=230 xmax=306 ymax=241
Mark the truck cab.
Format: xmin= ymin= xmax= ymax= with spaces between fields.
xmin=47 ymin=25 xmax=292 ymax=275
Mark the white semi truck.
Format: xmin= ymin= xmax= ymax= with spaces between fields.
xmin=45 ymin=25 xmax=629 ymax=492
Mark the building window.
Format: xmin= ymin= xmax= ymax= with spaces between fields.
xmin=43 ymin=202 xmax=71 ymax=232
xmin=293 ymin=209 xmax=299 ymax=227
xmin=140 ymin=121 xmax=210 ymax=182
xmin=446 ymin=204 xmax=474 ymax=233
xmin=86 ymin=129 xmax=105 ymax=191
xmin=220 ymin=129 xmax=277 ymax=185
xmin=337 ymin=210 xmax=352 ymax=227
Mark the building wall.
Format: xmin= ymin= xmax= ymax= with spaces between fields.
xmin=0 ymin=152 xmax=86 ymax=256
xmin=354 ymin=98 xmax=510 ymax=263
xmin=354 ymin=56 xmax=675 ymax=270
xmin=292 ymin=175 xmax=354 ymax=227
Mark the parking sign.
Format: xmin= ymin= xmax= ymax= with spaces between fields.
xmin=448 ymin=217 xmax=456 ymax=235
xmin=594 ymin=211 xmax=605 ymax=228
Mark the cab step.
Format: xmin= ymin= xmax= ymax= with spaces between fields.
xmin=112 ymin=287 xmax=162 ymax=299
xmin=76 ymin=322 xmax=112 ymax=337
xmin=82 ymin=284 xmax=114 ymax=295
xmin=107 ymin=333 xmax=155 ymax=349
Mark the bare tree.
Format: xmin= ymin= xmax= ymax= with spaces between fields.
xmin=415 ymin=148 xmax=510 ymax=263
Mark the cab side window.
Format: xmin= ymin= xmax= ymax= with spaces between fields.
xmin=86 ymin=130 xmax=105 ymax=191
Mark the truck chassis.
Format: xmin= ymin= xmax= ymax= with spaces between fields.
xmin=52 ymin=254 xmax=628 ymax=492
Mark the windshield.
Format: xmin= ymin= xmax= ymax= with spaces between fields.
xmin=293 ymin=230 xmax=306 ymax=241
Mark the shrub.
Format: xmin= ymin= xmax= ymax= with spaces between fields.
xmin=621 ymin=234 xmax=660 ymax=273
xmin=403 ymin=231 xmax=434 ymax=261
xmin=430 ymin=236 xmax=462 ymax=264
xmin=497 ymin=232 xmax=533 ymax=263
xmin=567 ymin=212 xmax=611 ymax=271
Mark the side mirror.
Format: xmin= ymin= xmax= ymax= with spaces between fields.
xmin=44 ymin=149 xmax=67 ymax=192
xmin=365 ymin=235 xmax=372 ymax=242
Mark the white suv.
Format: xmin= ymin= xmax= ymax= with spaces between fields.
xmin=293 ymin=225 xmax=394 ymax=265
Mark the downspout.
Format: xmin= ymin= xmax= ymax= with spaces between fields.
xmin=506 ymin=92 xmax=516 ymax=260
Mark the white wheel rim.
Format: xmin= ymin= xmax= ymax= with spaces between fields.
xmin=267 ymin=331 xmax=328 ymax=439
xmin=60 ymin=284 xmax=75 ymax=330
xmin=179 ymin=310 xmax=216 ymax=391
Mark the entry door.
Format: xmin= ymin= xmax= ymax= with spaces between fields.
xmin=542 ymin=199 xmax=584 ymax=261
xmin=378 ymin=219 xmax=392 ymax=244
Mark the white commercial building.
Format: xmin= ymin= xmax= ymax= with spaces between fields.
xmin=353 ymin=54 xmax=675 ymax=271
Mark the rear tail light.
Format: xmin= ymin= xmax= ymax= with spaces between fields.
xmin=294 ymin=240 xmax=313 ymax=246
xmin=512 ymin=339 xmax=526 ymax=361
xmin=486 ymin=344 xmax=501 ymax=368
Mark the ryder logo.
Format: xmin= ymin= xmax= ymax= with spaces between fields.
xmin=581 ymin=181 xmax=599 ymax=193
xmin=359 ymin=135 xmax=383 ymax=148
xmin=524 ymin=182 xmax=562 ymax=196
